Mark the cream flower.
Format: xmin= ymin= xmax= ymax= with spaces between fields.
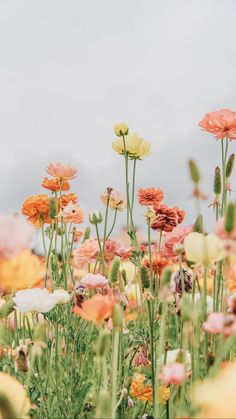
xmin=112 ymin=133 xmax=152 ymax=159
xmin=114 ymin=123 xmax=129 ymax=136
xmin=13 ymin=288 xmax=57 ymax=313
xmin=0 ymin=372 xmax=31 ymax=418
xmin=52 ymin=289 xmax=70 ymax=304
xmin=157 ymin=349 xmax=192 ymax=372
xmin=184 ymin=232 xmax=224 ymax=266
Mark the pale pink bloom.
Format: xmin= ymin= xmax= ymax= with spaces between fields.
xmin=116 ymin=246 xmax=134 ymax=261
xmin=80 ymin=273 xmax=109 ymax=290
xmin=161 ymin=362 xmax=185 ymax=385
xmin=62 ymin=202 xmax=84 ymax=224
xmin=161 ymin=225 xmax=193 ymax=259
xmin=101 ymin=188 xmax=126 ymax=211
xmin=199 ymin=109 xmax=236 ymax=140
xmin=104 ymin=239 xmax=121 ymax=262
xmin=73 ymin=238 xmax=99 ymax=267
xmin=215 ymin=217 xmax=236 ymax=240
xmin=46 ymin=162 xmax=77 ymax=180
xmin=203 ymin=312 xmax=236 ymax=337
xmin=0 ymin=214 xmax=34 ymax=259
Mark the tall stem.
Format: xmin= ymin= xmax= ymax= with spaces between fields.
xmin=111 ymin=328 xmax=120 ymax=419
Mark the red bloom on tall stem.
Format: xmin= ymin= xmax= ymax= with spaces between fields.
xmin=199 ymin=109 xmax=236 ymax=140
xmin=138 ymin=188 xmax=164 ymax=206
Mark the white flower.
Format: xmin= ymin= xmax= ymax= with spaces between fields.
xmin=13 ymin=288 xmax=57 ymax=313
xmin=193 ymin=293 xmax=213 ymax=314
xmin=52 ymin=289 xmax=70 ymax=304
xmin=157 ymin=349 xmax=192 ymax=371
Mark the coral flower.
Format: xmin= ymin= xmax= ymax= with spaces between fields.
xmin=161 ymin=362 xmax=186 ymax=385
xmin=101 ymin=188 xmax=126 ymax=211
xmin=151 ymin=204 xmax=183 ymax=232
xmin=80 ymin=273 xmax=109 ymax=290
xmin=112 ymin=133 xmax=152 ymax=159
xmin=138 ymin=187 xmax=164 ymax=206
xmin=104 ymin=239 xmax=121 ymax=262
xmin=73 ymin=294 xmax=116 ymax=325
xmin=73 ymin=238 xmax=99 ymax=267
xmin=130 ymin=373 xmax=170 ymax=404
xmin=199 ymin=109 xmax=236 ymax=140
xmin=62 ymin=202 xmax=84 ymax=224
xmin=0 ymin=214 xmax=34 ymax=259
xmin=0 ymin=250 xmax=41 ymax=292
xmin=143 ymin=252 xmax=170 ymax=275
xmin=22 ymin=194 xmax=51 ymax=227
xmin=161 ymin=225 xmax=193 ymax=259
xmin=42 ymin=177 xmax=70 ymax=192
xmin=61 ymin=193 xmax=78 ymax=207
xmin=46 ymin=162 xmax=77 ymax=180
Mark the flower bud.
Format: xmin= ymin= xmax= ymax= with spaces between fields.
xmin=112 ymin=304 xmax=123 ymax=329
xmin=214 ymin=166 xmax=221 ymax=195
xmin=225 ymin=202 xmax=235 ymax=233
xmin=0 ymin=300 xmax=14 ymax=319
xmin=140 ymin=265 xmax=150 ymax=289
xmin=89 ymin=211 xmax=102 ymax=225
xmin=193 ymin=214 xmax=203 ymax=233
xmin=49 ymin=197 xmax=57 ymax=219
xmin=82 ymin=227 xmax=91 ymax=243
xmin=96 ymin=329 xmax=110 ymax=358
xmin=121 ymin=269 xmax=127 ymax=285
xmin=188 ymin=160 xmax=200 ymax=184
xmin=114 ymin=123 xmax=129 ymax=137
xmin=226 ymin=154 xmax=235 ymax=179
xmin=109 ymin=256 xmax=121 ymax=285
xmin=160 ymin=267 xmax=172 ymax=287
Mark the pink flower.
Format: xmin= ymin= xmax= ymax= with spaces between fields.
xmin=161 ymin=362 xmax=185 ymax=385
xmin=80 ymin=273 xmax=109 ymax=290
xmin=46 ymin=162 xmax=77 ymax=180
xmin=62 ymin=202 xmax=84 ymax=224
xmin=116 ymin=246 xmax=134 ymax=261
xmin=199 ymin=109 xmax=236 ymax=140
xmin=0 ymin=214 xmax=34 ymax=259
xmin=161 ymin=225 xmax=193 ymax=259
xmin=73 ymin=239 xmax=99 ymax=267
xmin=104 ymin=239 xmax=121 ymax=262
xmin=203 ymin=312 xmax=236 ymax=337
xmin=215 ymin=218 xmax=236 ymax=240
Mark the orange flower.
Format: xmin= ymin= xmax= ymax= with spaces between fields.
xmin=22 ymin=194 xmax=51 ymax=227
xmin=46 ymin=162 xmax=77 ymax=180
xmin=62 ymin=202 xmax=84 ymax=224
xmin=61 ymin=193 xmax=78 ymax=207
xmin=151 ymin=204 xmax=178 ymax=232
xmin=199 ymin=109 xmax=236 ymax=140
xmin=73 ymin=294 xmax=116 ymax=325
xmin=138 ymin=187 xmax=164 ymax=206
xmin=173 ymin=207 xmax=185 ymax=224
xmin=0 ymin=250 xmax=41 ymax=292
xmin=130 ymin=373 xmax=153 ymax=402
xmin=143 ymin=252 xmax=170 ymax=275
xmin=42 ymin=177 xmax=70 ymax=192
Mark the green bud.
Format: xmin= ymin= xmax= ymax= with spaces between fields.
xmin=193 ymin=214 xmax=203 ymax=233
xmin=109 ymin=256 xmax=121 ymax=285
xmin=82 ymin=227 xmax=91 ymax=243
xmin=225 ymin=202 xmax=235 ymax=233
xmin=96 ymin=329 xmax=110 ymax=358
xmin=119 ymin=277 xmax=125 ymax=293
xmin=160 ymin=267 xmax=172 ymax=287
xmin=226 ymin=154 xmax=235 ymax=179
xmin=89 ymin=211 xmax=102 ymax=225
xmin=121 ymin=269 xmax=127 ymax=285
xmin=0 ymin=300 xmax=14 ymax=319
xmin=214 ymin=167 xmax=221 ymax=195
xmin=140 ymin=265 xmax=150 ymax=289
xmin=49 ymin=197 xmax=57 ymax=219
xmin=112 ymin=304 xmax=123 ymax=329
xmin=188 ymin=160 xmax=200 ymax=184
xmin=95 ymin=390 xmax=111 ymax=419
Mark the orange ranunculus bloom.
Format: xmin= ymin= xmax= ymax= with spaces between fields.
xmin=151 ymin=204 xmax=185 ymax=232
xmin=22 ymin=194 xmax=51 ymax=227
xmin=61 ymin=193 xmax=78 ymax=208
xmin=73 ymin=294 xmax=116 ymax=325
xmin=199 ymin=109 xmax=236 ymax=140
xmin=46 ymin=162 xmax=77 ymax=180
xmin=0 ymin=250 xmax=41 ymax=292
xmin=130 ymin=373 xmax=170 ymax=404
xmin=143 ymin=252 xmax=170 ymax=275
xmin=138 ymin=187 xmax=164 ymax=206
xmin=42 ymin=177 xmax=70 ymax=192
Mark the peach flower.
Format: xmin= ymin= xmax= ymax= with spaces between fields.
xmin=46 ymin=162 xmax=77 ymax=180
xmin=138 ymin=187 xmax=164 ymax=206
xmin=203 ymin=312 xmax=236 ymax=337
xmin=22 ymin=194 xmax=51 ymax=227
xmin=143 ymin=252 xmax=170 ymax=275
xmin=42 ymin=177 xmax=70 ymax=192
xmin=199 ymin=109 xmax=236 ymax=140
xmin=73 ymin=238 xmax=99 ymax=267
xmin=161 ymin=362 xmax=186 ymax=385
xmin=161 ymin=225 xmax=193 ymax=259
xmin=61 ymin=193 xmax=78 ymax=207
xmin=62 ymin=202 xmax=84 ymax=224
xmin=0 ymin=214 xmax=34 ymax=259
xmin=73 ymin=294 xmax=116 ymax=325
xmin=101 ymin=188 xmax=126 ymax=211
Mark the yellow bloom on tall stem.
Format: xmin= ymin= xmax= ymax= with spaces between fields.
xmin=112 ymin=133 xmax=152 ymax=159
xmin=114 ymin=123 xmax=129 ymax=137
xmin=184 ymin=232 xmax=224 ymax=266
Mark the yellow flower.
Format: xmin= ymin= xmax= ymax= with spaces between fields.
xmin=184 ymin=232 xmax=224 ymax=266
xmin=0 ymin=372 xmax=31 ymax=418
xmin=157 ymin=384 xmax=170 ymax=405
xmin=112 ymin=133 xmax=152 ymax=159
xmin=114 ymin=123 xmax=129 ymax=137
xmin=192 ymin=362 xmax=236 ymax=418
xmin=0 ymin=250 xmax=41 ymax=292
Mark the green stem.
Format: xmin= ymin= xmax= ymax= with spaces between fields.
xmin=111 ymin=328 xmax=120 ymax=419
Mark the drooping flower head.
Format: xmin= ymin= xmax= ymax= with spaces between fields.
xmin=112 ymin=133 xmax=152 ymax=159
xmin=138 ymin=187 xmax=164 ymax=206
xmin=0 ymin=214 xmax=34 ymax=259
xmin=101 ymin=188 xmax=126 ymax=211
xmin=22 ymin=194 xmax=51 ymax=227
xmin=42 ymin=177 xmax=70 ymax=192
xmin=46 ymin=162 xmax=77 ymax=180
xmin=199 ymin=109 xmax=236 ymax=140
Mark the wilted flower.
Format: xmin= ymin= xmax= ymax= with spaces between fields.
xmin=73 ymin=294 xmax=116 ymax=325
xmin=199 ymin=109 xmax=236 ymax=140
xmin=46 ymin=162 xmax=77 ymax=180
xmin=112 ymin=133 xmax=152 ymax=159
xmin=170 ymin=269 xmax=192 ymax=294
xmin=114 ymin=123 xmax=129 ymax=136
xmin=73 ymin=238 xmax=99 ymax=267
xmin=101 ymin=188 xmax=126 ymax=211
xmin=138 ymin=187 xmax=164 ymax=206
xmin=52 ymin=289 xmax=70 ymax=304
xmin=161 ymin=225 xmax=193 ymax=259
xmin=161 ymin=362 xmax=186 ymax=385
xmin=62 ymin=202 xmax=84 ymax=224
xmin=133 ymin=345 xmax=150 ymax=367
xmin=0 ymin=372 xmax=31 ymax=418
xmin=42 ymin=177 xmax=70 ymax=192
xmin=13 ymin=288 xmax=57 ymax=313
xmin=0 ymin=214 xmax=34 ymax=259
xmin=12 ymin=340 xmax=31 ymax=372
xmin=22 ymin=194 xmax=51 ymax=227
xmin=184 ymin=232 xmax=224 ymax=266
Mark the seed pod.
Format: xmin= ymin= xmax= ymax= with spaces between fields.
xmin=160 ymin=267 xmax=172 ymax=286
xmin=140 ymin=265 xmax=150 ymax=289
xmin=188 ymin=160 xmax=200 ymax=184
xmin=82 ymin=227 xmax=91 ymax=243
xmin=225 ymin=203 xmax=235 ymax=233
xmin=214 ymin=167 xmax=221 ymax=195
xmin=226 ymin=154 xmax=235 ymax=179
xmin=109 ymin=256 xmax=121 ymax=285
xmin=194 ymin=214 xmax=203 ymax=233
xmin=49 ymin=197 xmax=57 ymax=219
xmin=112 ymin=304 xmax=123 ymax=329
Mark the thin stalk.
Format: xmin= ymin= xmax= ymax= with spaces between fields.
xmin=111 ymin=328 xmax=120 ymax=419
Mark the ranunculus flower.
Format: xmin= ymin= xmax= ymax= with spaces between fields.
xmin=161 ymin=225 xmax=193 ymax=259
xmin=52 ymin=289 xmax=70 ymax=304
xmin=46 ymin=162 xmax=77 ymax=180
xmin=199 ymin=109 xmax=236 ymax=140
xmin=42 ymin=177 xmax=70 ymax=192
xmin=22 ymin=194 xmax=51 ymax=227
xmin=73 ymin=294 xmax=116 ymax=325
xmin=0 ymin=214 xmax=34 ymax=259
xmin=151 ymin=204 xmax=184 ymax=232
xmin=101 ymin=188 xmax=126 ymax=211
xmin=80 ymin=273 xmax=109 ymax=290
xmin=13 ymin=288 xmax=57 ymax=313
xmin=203 ymin=312 xmax=236 ymax=337
xmin=114 ymin=123 xmax=129 ymax=136
xmin=62 ymin=201 xmax=84 ymax=224
xmin=138 ymin=187 xmax=164 ymax=206
xmin=112 ymin=133 xmax=152 ymax=159
xmin=157 ymin=349 xmax=192 ymax=372
xmin=161 ymin=362 xmax=186 ymax=385
xmin=73 ymin=238 xmax=99 ymax=267
xmin=184 ymin=232 xmax=224 ymax=266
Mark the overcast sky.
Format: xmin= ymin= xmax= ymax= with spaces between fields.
xmin=1 ymin=0 xmax=236 ymax=236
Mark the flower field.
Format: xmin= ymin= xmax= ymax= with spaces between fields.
xmin=1 ymin=110 xmax=236 ymax=418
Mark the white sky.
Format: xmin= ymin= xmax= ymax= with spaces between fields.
xmin=1 ymin=0 xmax=236 ymax=234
